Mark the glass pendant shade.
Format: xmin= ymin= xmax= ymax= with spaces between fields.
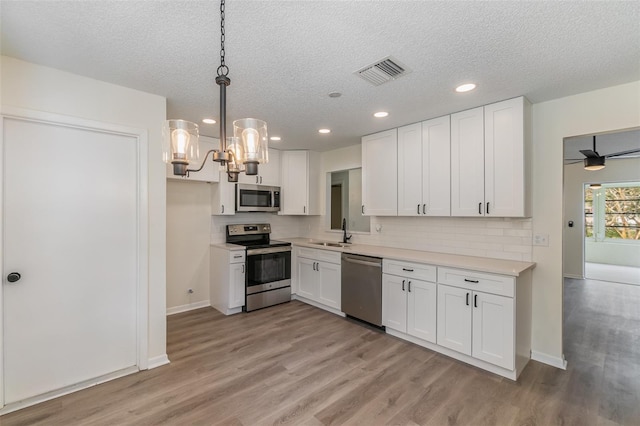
xmin=163 ymin=120 xmax=200 ymax=175
xmin=226 ymin=137 xmax=245 ymax=174
xmin=233 ymin=118 xmax=268 ymax=165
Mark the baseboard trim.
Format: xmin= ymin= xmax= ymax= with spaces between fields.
xmin=166 ymin=300 xmax=210 ymax=316
xmin=0 ymin=366 xmax=138 ymax=416
xmin=563 ymin=273 xmax=583 ymax=280
xmin=531 ymin=350 xmax=568 ymax=370
xmin=147 ymin=354 xmax=170 ymax=370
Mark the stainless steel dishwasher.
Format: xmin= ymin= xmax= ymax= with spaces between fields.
xmin=341 ymin=253 xmax=383 ymax=327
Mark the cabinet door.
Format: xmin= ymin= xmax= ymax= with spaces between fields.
xmin=260 ymin=148 xmax=281 ymax=186
xmin=211 ymin=174 xmax=235 ymax=215
xmin=451 ymin=107 xmax=484 ymax=217
xmin=407 ymin=279 xmax=437 ymax=343
xmin=422 ymin=116 xmax=451 ymax=216
xmin=280 ymin=151 xmax=309 ymax=215
xmin=166 ymin=136 xmax=220 ymax=183
xmin=484 ymin=97 xmax=525 ymax=217
xmin=229 ymin=263 xmax=246 ymax=308
xmin=382 ymin=274 xmax=407 ymax=332
xmin=318 ymin=261 xmax=341 ymax=310
xmin=296 ymin=257 xmax=317 ymax=300
xmin=472 ymin=291 xmax=514 ymax=370
xmin=397 ymin=123 xmax=423 ymax=216
xmin=362 ymin=129 xmax=397 ymax=216
xmin=437 ymin=284 xmax=471 ymax=355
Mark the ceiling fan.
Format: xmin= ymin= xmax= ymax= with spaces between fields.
xmin=566 ymin=135 xmax=640 ymax=170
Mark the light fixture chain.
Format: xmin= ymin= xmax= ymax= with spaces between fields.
xmin=217 ymin=0 xmax=228 ymax=76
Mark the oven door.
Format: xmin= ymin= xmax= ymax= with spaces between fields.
xmin=236 ymin=184 xmax=280 ymax=212
xmin=245 ymin=246 xmax=291 ymax=295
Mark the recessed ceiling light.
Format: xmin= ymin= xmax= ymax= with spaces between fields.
xmin=328 ymin=92 xmax=342 ymax=98
xmin=270 ymin=136 xmax=281 ymax=141
xmin=374 ymin=111 xmax=389 ymax=118
xmin=202 ymin=118 xmax=216 ymax=124
xmin=318 ymin=129 xmax=331 ymax=134
xmin=455 ymin=83 xmax=477 ymax=93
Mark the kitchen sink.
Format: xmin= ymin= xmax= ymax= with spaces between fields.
xmin=310 ymin=241 xmax=351 ymax=248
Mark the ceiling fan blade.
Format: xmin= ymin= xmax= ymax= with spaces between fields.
xmin=579 ymin=149 xmax=600 ymax=158
xmin=564 ymin=160 xmax=584 ymax=164
xmin=604 ymin=148 xmax=640 ymax=158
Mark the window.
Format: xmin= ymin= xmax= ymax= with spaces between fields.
xmin=585 ymin=183 xmax=640 ymax=241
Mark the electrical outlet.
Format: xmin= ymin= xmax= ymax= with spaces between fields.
xmin=533 ymin=234 xmax=549 ymax=247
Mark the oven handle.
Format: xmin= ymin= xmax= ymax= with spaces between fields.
xmin=246 ymin=246 xmax=292 ymax=255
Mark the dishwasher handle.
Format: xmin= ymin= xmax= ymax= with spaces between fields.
xmin=342 ymin=255 xmax=382 ymax=268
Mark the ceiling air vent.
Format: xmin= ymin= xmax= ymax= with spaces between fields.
xmin=354 ymin=56 xmax=411 ymax=86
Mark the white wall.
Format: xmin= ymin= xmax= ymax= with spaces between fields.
xmin=564 ymin=158 xmax=640 ymax=276
xmin=166 ymin=180 xmax=212 ymax=313
xmin=1 ymin=56 xmax=168 ymax=364
xmin=532 ymin=81 xmax=640 ymax=363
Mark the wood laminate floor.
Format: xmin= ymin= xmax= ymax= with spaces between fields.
xmin=3 ymin=278 xmax=640 ymax=426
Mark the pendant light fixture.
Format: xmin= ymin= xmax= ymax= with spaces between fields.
xmin=163 ymin=0 xmax=268 ymax=182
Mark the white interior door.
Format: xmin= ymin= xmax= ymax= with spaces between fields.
xmin=3 ymin=117 xmax=139 ymax=404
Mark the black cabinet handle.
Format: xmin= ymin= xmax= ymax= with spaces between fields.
xmin=402 ymin=268 xmax=414 ymax=272
xmin=486 ymin=202 xmax=490 ymax=214
xmin=464 ymin=278 xmax=479 ymax=283
xmin=304 ymin=206 xmax=306 ymax=214
xmin=422 ymin=204 xmax=426 ymax=215
xmin=474 ymin=294 xmax=478 ymax=308
xmin=478 ymin=202 xmax=482 ymax=215
xmin=402 ymin=279 xmax=405 ymax=291
xmin=408 ymin=281 xmax=411 ymax=292
xmin=466 ymin=292 xmax=470 ymax=306
xmin=221 ymin=205 xmax=225 ymax=214
xmin=362 ymin=205 xmax=365 ymax=214
xmin=241 ymin=264 xmax=245 ymax=273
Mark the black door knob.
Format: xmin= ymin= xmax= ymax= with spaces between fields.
xmin=7 ymin=272 xmax=21 ymax=283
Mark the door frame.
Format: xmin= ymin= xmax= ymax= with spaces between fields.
xmin=0 ymin=106 xmax=149 ymax=410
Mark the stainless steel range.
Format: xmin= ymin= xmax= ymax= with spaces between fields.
xmin=226 ymin=224 xmax=292 ymax=312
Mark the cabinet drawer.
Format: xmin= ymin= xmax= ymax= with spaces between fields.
xmin=383 ymin=259 xmax=436 ymax=282
xmin=437 ymin=267 xmax=514 ymax=298
xmin=229 ymin=250 xmax=246 ymax=264
xmin=297 ymin=247 xmax=317 ymax=259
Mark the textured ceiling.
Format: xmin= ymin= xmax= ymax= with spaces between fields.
xmin=1 ymin=1 xmax=639 ymax=152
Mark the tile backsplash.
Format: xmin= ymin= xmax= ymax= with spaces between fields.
xmin=211 ymin=213 xmax=532 ymax=262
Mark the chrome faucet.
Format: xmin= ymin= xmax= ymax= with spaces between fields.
xmin=342 ymin=218 xmax=352 ymax=244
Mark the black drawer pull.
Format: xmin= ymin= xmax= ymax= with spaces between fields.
xmin=402 ymin=268 xmax=414 ymax=272
xmin=464 ymin=278 xmax=479 ymax=283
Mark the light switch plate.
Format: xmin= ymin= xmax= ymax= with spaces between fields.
xmin=533 ymin=234 xmax=549 ymax=246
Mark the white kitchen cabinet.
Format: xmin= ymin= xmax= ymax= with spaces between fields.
xmin=382 ymin=259 xmax=437 ymax=344
xmin=166 ymin=136 xmax=220 ymax=183
xmin=451 ymin=97 xmax=530 ymax=217
xmin=294 ymin=247 xmax=341 ymax=311
xmin=362 ymin=129 xmax=397 ymax=216
xmin=238 ymin=148 xmax=281 ymax=186
xmin=280 ymin=150 xmax=321 ymax=215
xmin=397 ymin=117 xmax=451 ymax=216
xmin=211 ymin=171 xmax=236 ymax=215
xmin=436 ymin=267 xmax=517 ymax=371
xmin=210 ymin=246 xmax=246 ymax=315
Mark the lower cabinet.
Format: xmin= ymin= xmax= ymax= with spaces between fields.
xmin=437 ymin=269 xmax=517 ymax=371
xmin=210 ymin=246 xmax=246 ymax=315
xmin=382 ymin=259 xmax=437 ymax=343
xmin=295 ymin=247 xmax=341 ymax=311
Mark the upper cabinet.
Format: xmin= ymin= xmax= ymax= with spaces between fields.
xmin=362 ymin=129 xmax=398 ymax=216
xmin=238 ymin=148 xmax=281 ymax=186
xmin=166 ymin=136 xmax=220 ymax=183
xmin=397 ymin=117 xmax=451 ymax=216
xmin=280 ymin=150 xmax=321 ymax=215
xmin=451 ymin=97 xmax=531 ymax=217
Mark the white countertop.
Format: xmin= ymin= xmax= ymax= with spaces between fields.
xmin=211 ymin=242 xmax=246 ymax=250
xmin=286 ymin=238 xmax=535 ymax=277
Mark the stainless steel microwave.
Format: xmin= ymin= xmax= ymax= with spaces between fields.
xmin=236 ymin=184 xmax=281 ymax=212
